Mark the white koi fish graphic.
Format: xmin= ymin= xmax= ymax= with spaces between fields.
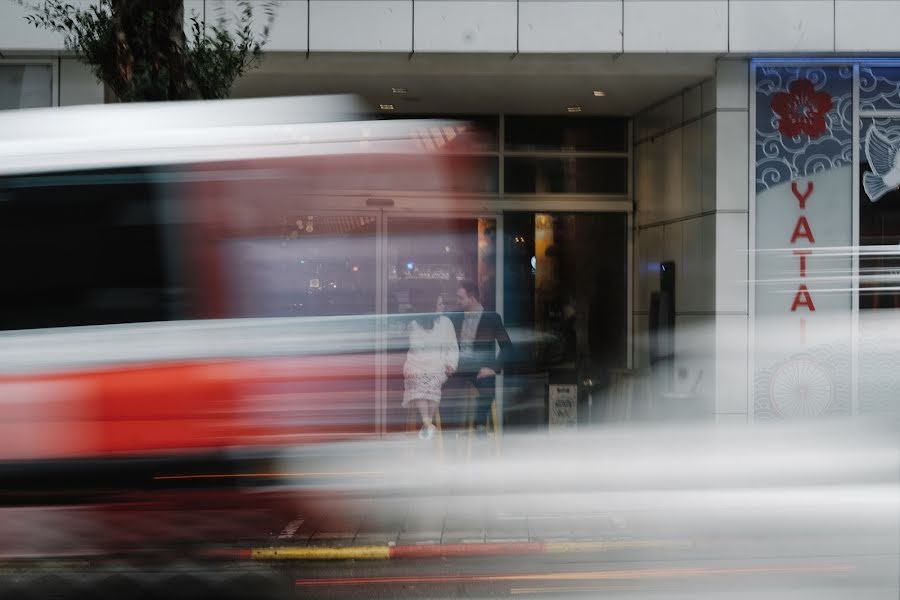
xmin=864 ymin=126 xmax=900 ymax=202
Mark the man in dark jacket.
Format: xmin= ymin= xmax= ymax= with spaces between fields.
xmin=451 ymin=280 xmax=512 ymax=434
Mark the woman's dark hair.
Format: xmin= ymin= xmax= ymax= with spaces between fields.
xmin=409 ymin=285 xmax=439 ymax=330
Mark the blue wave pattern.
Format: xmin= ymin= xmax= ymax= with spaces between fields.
xmin=755 ymin=66 xmax=853 ymax=194
xmin=860 ymin=67 xmax=900 ymax=112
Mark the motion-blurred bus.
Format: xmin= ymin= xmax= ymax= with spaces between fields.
xmin=0 ymin=96 xmax=499 ymax=542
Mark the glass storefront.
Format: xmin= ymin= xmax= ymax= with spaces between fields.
xmin=0 ymin=112 xmax=632 ymax=434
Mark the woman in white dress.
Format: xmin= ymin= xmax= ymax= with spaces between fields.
xmin=403 ymin=289 xmax=459 ymax=440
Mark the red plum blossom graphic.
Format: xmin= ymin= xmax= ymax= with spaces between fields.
xmin=772 ymin=79 xmax=833 ymax=139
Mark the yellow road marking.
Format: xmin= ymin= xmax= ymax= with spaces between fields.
xmin=252 ymin=546 xmax=391 ymax=560
xmin=154 ymin=470 xmax=382 ymax=480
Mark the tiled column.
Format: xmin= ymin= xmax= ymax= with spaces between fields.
xmin=711 ymin=58 xmax=750 ymax=424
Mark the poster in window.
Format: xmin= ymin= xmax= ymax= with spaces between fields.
xmin=549 ymin=384 xmax=577 ymax=430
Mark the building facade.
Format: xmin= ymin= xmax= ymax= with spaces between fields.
xmin=4 ymin=1 xmax=900 ymax=426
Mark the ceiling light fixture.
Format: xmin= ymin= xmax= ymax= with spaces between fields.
xmin=379 ymin=104 xmax=395 ymax=110
xmin=567 ymin=106 xmax=582 ymax=113
xmin=391 ymin=87 xmax=408 ymax=94
xmin=593 ymin=90 xmax=606 ymax=97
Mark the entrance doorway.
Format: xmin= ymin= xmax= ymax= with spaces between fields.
xmin=218 ymin=203 xmax=627 ymax=433
xmin=383 ymin=215 xmax=499 ymax=432
xmin=503 ymin=212 xmax=628 ymax=429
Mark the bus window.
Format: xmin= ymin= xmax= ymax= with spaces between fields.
xmin=0 ymin=169 xmax=176 ymax=330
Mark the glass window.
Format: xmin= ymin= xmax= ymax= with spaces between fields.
xmin=504 ymin=157 xmax=628 ymax=194
xmin=378 ymin=113 xmax=499 ymax=152
xmin=503 ymin=212 xmax=628 ymax=428
xmin=0 ymin=170 xmax=170 ymax=330
xmin=859 ymin=67 xmax=900 ymax=112
xmin=858 ymin=115 xmax=900 ymax=418
xmin=0 ymin=65 xmax=53 ymax=110
xmin=859 ymin=118 xmax=900 ymax=310
xmin=221 ymin=215 xmax=378 ymax=318
xmin=384 ymin=216 xmax=498 ymax=432
xmin=386 ymin=217 xmax=497 ymax=315
xmin=504 ymin=116 xmax=628 ymax=153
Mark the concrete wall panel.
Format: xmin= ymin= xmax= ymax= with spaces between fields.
xmin=624 ymin=0 xmax=727 ymax=52
xmin=311 ymin=1 xmax=410 ymax=52
xmin=519 ymin=1 xmax=622 ymax=53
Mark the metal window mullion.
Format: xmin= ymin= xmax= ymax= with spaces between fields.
xmin=748 ymin=65 xmax=757 ymax=423
xmin=376 ymin=209 xmax=387 ymax=436
xmin=498 ymin=113 xmax=505 ymax=200
xmin=851 ymin=64 xmax=861 ymax=418
xmin=495 ymin=211 xmax=505 ymax=435
xmin=627 ymin=210 xmax=634 ymax=370
xmin=627 ymin=117 xmax=635 ymax=369
xmin=503 ymin=151 xmax=630 ymax=159
xmin=859 ymin=110 xmax=900 ymax=118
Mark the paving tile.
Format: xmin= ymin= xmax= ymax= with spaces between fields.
xmin=403 ymin=502 xmax=446 ymax=532
xmin=307 ymin=513 xmax=363 ymax=547
xmin=353 ymin=532 xmax=400 ymax=546
xmin=570 ymin=515 xmax=620 ymax=540
xmin=442 ymin=511 xmax=486 ymax=544
xmin=485 ymin=524 xmax=529 ymax=543
xmin=440 ymin=529 xmax=486 ymax=544
xmin=307 ymin=532 xmax=356 ymax=548
xmin=397 ymin=530 xmax=444 ymax=545
xmin=526 ymin=516 xmax=574 ymax=542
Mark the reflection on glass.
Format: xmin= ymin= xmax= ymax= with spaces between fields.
xmin=858 ymin=117 xmax=900 ymax=419
xmin=378 ymin=114 xmax=499 ymax=152
xmin=504 ymin=157 xmax=628 ymax=194
xmin=385 ymin=217 xmax=498 ymax=432
xmin=223 ymin=215 xmax=377 ymax=318
xmin=503 ymin=212 xmax=627 ymax=428
xmin=504 ymin=116 xmax=628 ymax=152
xmin=859 ymin=118 xmax=900 ymax=310
xmin=0 ymin=65 xmax=53 ymax=110
xmin=387 ymin=218 xmax=497 ymax=316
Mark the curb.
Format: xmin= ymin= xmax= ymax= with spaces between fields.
xmin=238 ymin=539 xmax=691 ymax=561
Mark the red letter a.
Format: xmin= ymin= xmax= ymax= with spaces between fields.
xmin=790 ymin=216 xmax=815 ymax=244
xmin=791 ymin=285 xmax=816 ymax=312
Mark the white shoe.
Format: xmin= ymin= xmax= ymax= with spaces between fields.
xmin=418 ymin=426 xmax=428 ymax=440
xmin=424 ymin=424 xmax=436 ymax=440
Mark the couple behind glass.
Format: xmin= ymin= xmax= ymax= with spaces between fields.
xmin=403 ymin=282 xmax=510 ymax=441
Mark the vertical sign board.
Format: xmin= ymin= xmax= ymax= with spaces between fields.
xmin=856 ymin=66 xmax=900 ymax=418
xmin=754 ymin=66 xmax=853 ymax=420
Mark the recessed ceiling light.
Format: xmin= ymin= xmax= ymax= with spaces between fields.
xmin=567 ymin=106 xmax=582 ymax=113
xmin=380 ymin=104 xmax=395 ymax=110
xmin=391 ymin=87 xmax=408 ymax=94
xmin=593 ymin=90 xmax=606 ymax=97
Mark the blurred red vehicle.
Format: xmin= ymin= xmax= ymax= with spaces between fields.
xmin=0 ymin=96 xmax=488 ymax=552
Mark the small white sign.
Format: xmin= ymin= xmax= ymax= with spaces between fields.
xmin=549 ymin=385 xmax=577 ymax=430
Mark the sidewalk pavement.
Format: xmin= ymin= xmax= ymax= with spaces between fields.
xmin=224 ymin=502 xmax=689 ymax=561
